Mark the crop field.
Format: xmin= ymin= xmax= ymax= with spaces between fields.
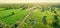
xmin=0 ymin=3 xmax=60 ymax=28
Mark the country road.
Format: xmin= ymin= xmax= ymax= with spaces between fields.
xmin=17 ymin=6 xmax=37 ymax=28
xmin=0 ymin=6 xmax=38 ymax=28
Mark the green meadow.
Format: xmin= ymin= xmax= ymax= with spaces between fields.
xmin=0 ymin=3 xmax=60 ymax=28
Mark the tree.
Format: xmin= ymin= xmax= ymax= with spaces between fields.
xmin=53 ymin=15 xmax=60 ymax=28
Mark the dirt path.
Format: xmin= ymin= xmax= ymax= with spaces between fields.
xmin=17 ymin=6 xmax=37 ymax=28
xmin=10 ymin=7 xmax=36 ymax=27
xmin=20 ymin=7 xmax=35 ymax=25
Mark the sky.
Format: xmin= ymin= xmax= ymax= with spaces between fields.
xmin=0 ymin=0 xmax=60 ymax=3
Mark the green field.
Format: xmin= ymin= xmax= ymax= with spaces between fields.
xmin=0 ymin=4 xmax=60 ymax=28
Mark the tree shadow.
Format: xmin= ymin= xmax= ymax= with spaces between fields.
xmin=1 ymin=12 xmax=14 ymax=19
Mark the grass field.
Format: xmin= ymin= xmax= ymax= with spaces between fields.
xmin=0 ymin=5 xmax=60 ymax=28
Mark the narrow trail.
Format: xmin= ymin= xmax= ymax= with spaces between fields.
xmin=11 ymin=7 xmax=36 ymax=28
xmin=10 ymin=7 xmax=36 ymax=27
xmin=17 ymin=6 xmax=37 ymax=28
